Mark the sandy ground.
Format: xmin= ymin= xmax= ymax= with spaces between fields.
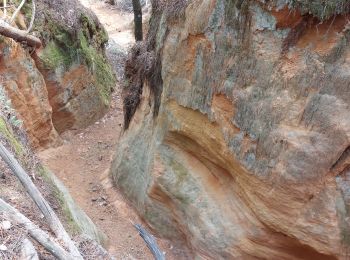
xmin=39 ymin=1 xmax=184 ymax=259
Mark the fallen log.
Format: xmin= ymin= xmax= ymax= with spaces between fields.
xmin=0 ymin=199 xmax=74 ymax=260
xmin=134 ymin=224 xmax=165 ymax=260
xmin=0 ymin=143 xmax=83 ymax=259
xmin=0 ymin=19 xmax=41 ymax=47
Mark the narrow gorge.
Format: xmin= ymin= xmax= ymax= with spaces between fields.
xmin=0 ymin=0 xmax=349 ymax=259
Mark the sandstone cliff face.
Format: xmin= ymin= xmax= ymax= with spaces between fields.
xmin=0 ymin=0 xmax=115 ymax=148
xmin=112 ymin=0 xmax=350 ymax=259
xmin=0 ymin=38 xmax=59 ymax=149
xmin=34 ymin=0 xmax=115 ymax=133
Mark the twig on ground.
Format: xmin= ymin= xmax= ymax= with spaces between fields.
xmin=133 ymin=223 xmax=165 ymax=260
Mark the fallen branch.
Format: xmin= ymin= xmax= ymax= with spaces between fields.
xmin=20 ymin=238 xmax=39 ymax=260
xmin=0 ymin=199 xmax=74 ymax=260
xmin=0 ymin=143 xmax=82 ymax=259
xmin=10 ymin=0 xmax=26 ymax=23
xmin=3 ymin=0 xmax=7 ymax=19
xmin=0 ymin=19 xmax=41 ymax=47
xmin=26 ymin=0 xmax=35 ymax=33
xmin=134 ymin=224 xmax=165 ymax=260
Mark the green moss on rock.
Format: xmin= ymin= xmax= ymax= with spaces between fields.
xmin=37 ymin=166 xmax=107 ymax=244
xmin=77 ymin=31 xmax=115 ymax=105
xmin=38 ymin=13 xmax=115 ymax=105
xmin=37 ymin=166 xmax=82 ymax=235
xmin=0 ymin=117 xmax=23 ymax=156
xmin=41 ymin=41 xmax=74 ymax=70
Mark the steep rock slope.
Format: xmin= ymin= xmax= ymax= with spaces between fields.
xmin=34 ymin=0 xmax=115 ymax=133
xmin=112 ymin=0 xmax=350 ymax=259
xmin=0 ymin=0 xmax=115 ymax=149
xmin=0 ymin=37 xmax=59 ymax=149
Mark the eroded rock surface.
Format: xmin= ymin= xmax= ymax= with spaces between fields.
xmin=34 ymin=0 xmax=116 ymax=133
xmin=0 ymin=0 xmax=116 ymax=148
xmin=0 ymin=38 xmax=59 ymax=149
xmin=112 ymin=1 xmax=350 ymax=259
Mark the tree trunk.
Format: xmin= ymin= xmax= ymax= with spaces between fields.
xmin=132 ymin=0 xmax=142 ymax=41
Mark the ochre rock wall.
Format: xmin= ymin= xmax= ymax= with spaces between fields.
xmin=0 ymin=38 xmax=59 ymax=149
xmin=112 ymin=0 xmax=350 ymax=259
xmin=0 ymin=0 xmax=115 ymax=148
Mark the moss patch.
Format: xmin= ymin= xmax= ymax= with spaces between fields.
xmin=0 ymin=117 xmax=23 ymax=156
xmin=37 ymin=166 xmax=81 ymax=235
xmin=38 ymin=14 xmax=115 ymax=105
xmin=77 ymin=31 xmax=115 ymax=105
xmin=41 ymin=41 xmax=74 ymax=70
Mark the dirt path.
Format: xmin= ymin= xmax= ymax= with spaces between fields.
xmin=39 ymin=1 xmax=179 ymax=259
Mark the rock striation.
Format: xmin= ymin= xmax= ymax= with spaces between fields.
xmin=112 ymin=0 xmax=350 ymax=259
xmin=0 ymin=37 xmax=59 ymax=149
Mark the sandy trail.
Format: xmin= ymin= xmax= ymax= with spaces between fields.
xmin=39 ymin=1 xmax=179 ymax=259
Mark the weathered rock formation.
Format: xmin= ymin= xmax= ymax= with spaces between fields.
xmin=0 ymin=0 xmax=115 ymax=148
xmin=34 ymin=0 xmax=115 ymax=133
xmin=112 ymin=0 xmax=350 ymax=259
xmin=0 ymin=37 xmax=59 ymax=149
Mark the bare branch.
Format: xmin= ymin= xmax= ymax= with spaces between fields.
xmin=134 ymin=224 xmax=165 ymax=260
xmin=10 ymin=0 xmax=26 ymax=23
xmin=0 ymin=199 xmax=74 ymax=260
xmin=0 ymin=19 xmax=41 ymax=47
xmin=26 ymin=0 xmax=35 ymax=33
xmin=3 ymin=0 xmax=7 ymax=19
xmin=0 ymin=143 xmax=82 ymax=259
